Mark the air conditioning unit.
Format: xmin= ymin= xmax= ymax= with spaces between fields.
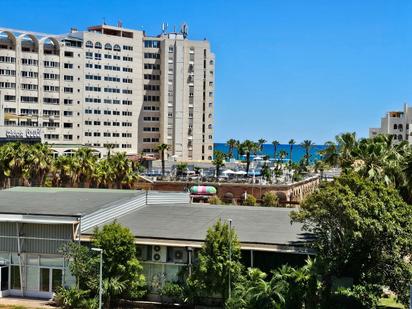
xmin=152 ymin=245 xmax=167 ymax=263
xmin=172 ymin=248 xmax=187 ymax=264
xmin=136 ymin=245 xmax=148 ymax=261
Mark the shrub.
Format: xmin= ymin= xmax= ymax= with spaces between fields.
xmin=54 ymin=287 xmax=90 ymax=309
xmin=159 ymin=282 xmax=185 ymax=303
xmin=208 ymin=195 xmax=222 ymax=205
xmin=261 ymin=191 xmax=279 ymax=207
xmin=244 ymin=194 xmax=256 ymax=206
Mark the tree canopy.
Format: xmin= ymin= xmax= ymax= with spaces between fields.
xmin=291 ymin=173 xmax=412 ymax=305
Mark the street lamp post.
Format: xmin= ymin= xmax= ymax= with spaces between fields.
xmin=91 ymin=248 xmax=103 ymax=309
xmin=228 ymin=218 xmax=232 ymax=300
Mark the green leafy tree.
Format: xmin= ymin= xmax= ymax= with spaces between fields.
xmin=226 ymin=139 xmax=238 ymax=159
xmin=92 ymin=221 xmax=146 ymax=306
xmin=258 ymin=138 xmax=267 ymax=153
xmin=272 ymin=140 xmax=280 ymax=160
xmin=291 ymin=173 xmax=412 ymax=306
xmin=288 ymin=139 xmax=296 ymax=163
xmin=212 ymin=150 xmax=226 ymax=178
xmin=241 ymin=140 xmax=259 ymax=175
xmin=189 ymin=219 xmax=243 ymax=302
xmin=301 ymin=140 xmax=314 ymax=165
xmin=176 ymin=162 xmax=188 ymax=177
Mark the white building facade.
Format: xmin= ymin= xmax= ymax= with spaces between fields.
xmin=369 ymin=103 xmax=412 ymax=144
xmin=0 ymin=24 xmax=214 ymax=161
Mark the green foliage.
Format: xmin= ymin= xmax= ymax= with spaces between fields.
xmin=261 ymin=191 xmax=279 ymax=207
xmin=244 ymin=194 xmax=257 ymax=206
xmin=291 ymin=173 xmax=412 ymax=305
xmin=54 ymin=286 xmax=93 ymax=309
xmin=208 ymin=195 xmax=223 ymax=205
xmin=176 ymin=162 xmax=188 ymax=176
xmin=226 ymin=139 xmax=238 ymax=159
xmin=212 ymin=150 xmax=226 ymax=178
xmin=93 ymin=221 xmax=146 ymax=302
xmin=226 ymin=268 xmax=285 ymax=309
xmin=159 ymin=282 xmax=186 ymax=303
xmin=60 ymin=222 xmax=146 ymax=308
xmin=189 ymin=219 xmax=243 ymax=301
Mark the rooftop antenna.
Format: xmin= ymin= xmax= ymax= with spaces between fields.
xmin=161 ymin=22 xmax=168 ymax=34
xmin=117 ymin=20 xmax=123 ymax=28
xmin=181 ymin=23 xmax=188 ymax=39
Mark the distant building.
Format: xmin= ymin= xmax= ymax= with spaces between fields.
xmin=0 ymin=23 xmax=215 ymax=160
xmin=369 ymin=103 xmax=412 ymax=144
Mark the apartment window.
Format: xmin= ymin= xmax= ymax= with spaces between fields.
xmin=94 ymin=110 xmax=101 ymax=115
xmin=103 ymin=121 xmax=111 ymax=126
xmin=104 ymin=54 xmax=112 ymax=59
xmin=64 ymin=99 xmax=73 ymax=105
xmin=94 ymin=132 xmax=101 ymax=137
xmin=64 ymin=63 xmax=73 ymax=69
xmin=63 ymin=123 xmax=73 ymax=128
xmin=0 ymin=82 xmax=16 ymax=89
xmin=4 ymin=95 xmax=16 ymax=102
xmin=123 ymin=45 xmax=133 ymax=51
xmin=144 ymin=74 xmax=160 ymax=80
xmin=44 ymin=61 xmax=59 ymax=68
xmin=122 ymin=111 xmax=132 ymax=116
xmin=123 ymin=67 xmax=133 ymax=72
xmin=85 ymin=120 xmax=92 ymax=125
xmin=94 ymin=121 xmax=101 ymax=125
xmin=104 ymin=43 xmax=112 ymax=50
xmin=21 ymin=96 xmax=38 ymax=103
xmin=0 ymin=69 xmax=16 ymax=76
xmin=95 ymin=53 xmax=102 ymax=60
xmin=64 ymin=111 xmax=73 ymax=117
xmin=113 ymin=111 xmax=120 ymax=115
xmin=85 ymin=109 xmax=92 ymax=114
xmin=43 ymin=85 xmax=59 ymax=92
xmin=95 ymin=42 xmax=102 ymax=49
xmin=64 ymin=51 xmax=74 ymax=57
xmin=144 ymin=40 xmax=160 ymax=48
xmin=104 ymin=110 xmax=111 ymax=115
xmin=168 ymin=46 xmax=174 ymax=53
xmin=122 ymin=89 xmax=132 ymax=94
xmin=113 ymin=133 xmax=120 ymax=137
xmin=45 ymin=134 xmax=59 ymax=140
xmin=64 ymin=134 xmax=73 ymax=140
xmin=86 ymin=52 xmax=93 ymax=59
xmin=104 ymin=132 xmax=111 ymax=137
xmin=122 ymin=122 xmax=132 ymax=127
xmin=122 ymin=133 xmax=132 ymax=138
xmin=22 ymin=58 xmax=38 ymax=66
xmin=122 ymin=100 xmax=132 ymax=105
xmin=122 ymin=78 xmax=132 ymax=83
xmin=144 ymin=53 xmax=160 ymax=59
xmin=85 ymin=132 xmax=92 ymax=137
xmin=44 ymin=73 xmax=59 ymax=80
xmin=22 ymin=71 xmax=38 ymax=78
xmin=143 ymin=138 xmax=151 ymax=142
xmin=94 ymin=64 xmax=101 ymax=69
xmin=114 ymin=44 xmax=121 ymax=51
xmin=122 ymin=56 xmax=133 ymax=62
xmin=86 ymin=74 xmax=101 ymax=80
xmin=44 ymin=98 xmax=59 ymax=104
xmin=64 ymin=87 xmax=73 ymax=93
xmin=0 ymin=56 xmax=16 ymax=63
xmin=113 ymin=122 xmax=120 ymax=126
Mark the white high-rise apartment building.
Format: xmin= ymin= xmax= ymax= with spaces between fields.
xmin=0 ymin=23 xmax=214 ymax=161
xmin=369 ymin=103 xmax=412 ymax=144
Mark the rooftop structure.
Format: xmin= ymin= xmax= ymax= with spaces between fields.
xmin=0 ymin=187 xmax=310 ymax=298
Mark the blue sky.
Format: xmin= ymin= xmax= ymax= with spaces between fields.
xmin=2 ymin=0 xmax=412 ymax=144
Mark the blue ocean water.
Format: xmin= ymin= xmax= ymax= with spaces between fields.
xmin=214 ymin=143 xmax=326 ymax=163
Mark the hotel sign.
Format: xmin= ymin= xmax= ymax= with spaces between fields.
xmin=5 ymin=128 xmax=42 ymax=139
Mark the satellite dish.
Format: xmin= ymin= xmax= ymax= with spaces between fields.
xmin=181 ymin=23 xmax=188 ymax=38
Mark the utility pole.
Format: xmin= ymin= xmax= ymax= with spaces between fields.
xmin=91 ymin=248 xmax=103 ymax=309
xmin=228 ymin=218 xmax=232 ymax=300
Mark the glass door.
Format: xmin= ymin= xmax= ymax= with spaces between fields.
xmin=0 ymin=266 xmax=8 ymax=291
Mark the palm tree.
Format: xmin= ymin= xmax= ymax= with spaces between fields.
xmin=226 ymin=139 xmax=237 ymax=159
xmin=241 ymin=140 xmax=259 ymax=175
xmin=301 ymin=140 xmax=314 ymax=165
xmin=236 ymin=140 xmax=244 ymax=160
xmin=335 ymin=132 xmax=357 ymax=170
xmin=108 ymin=152 xmax=133 ymax=189
xmin=258 ymin=139 xmax=267 ymax=153
xmin=73 ymin=147 xmax=97 ymax=187
xmin=319 ymin=141 xmax=339 ymax=167
xmin=288 ymin=139 xmax=296 ymax=163
xmin=272 ymin=140 xmax=280 ymax=160
xmin=156 ymin=143 xmax=170 ymax=177
xmin=212 ymin=150 xmax=226 ymax=179
xmin=26 ymin=143 xmax=53 ymax=186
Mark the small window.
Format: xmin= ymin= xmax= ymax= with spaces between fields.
xmin=85 ymin=41 xmax=93 ymax=48
xmin=95 ymin=42 xmax=102 ymax=49
xmin=113 ymin=44 xmax=121 ymax=51
xmin=104 ymin=43 xmax=112 ymax=50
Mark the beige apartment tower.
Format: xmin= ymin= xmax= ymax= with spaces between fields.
xmin=0 ymin=23 xmax=214 ymax=161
